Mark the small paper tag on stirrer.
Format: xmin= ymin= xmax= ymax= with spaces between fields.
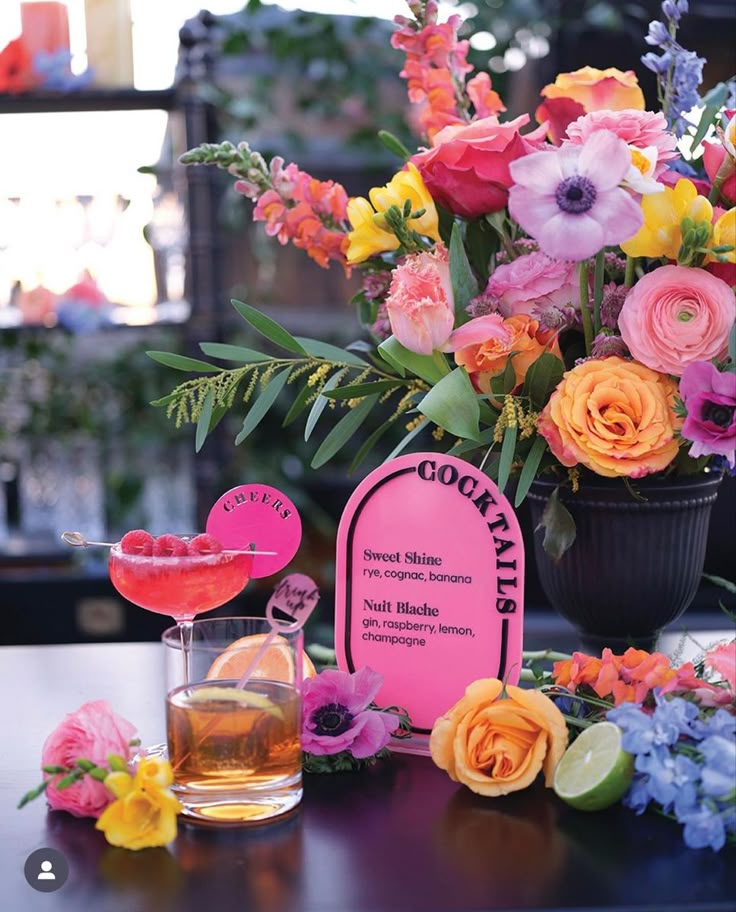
xmin=267 ymin=573 xmax=320 ymax=631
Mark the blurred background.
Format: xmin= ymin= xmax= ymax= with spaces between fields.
xmin=1 ymin=0 xmax=734 ymax=645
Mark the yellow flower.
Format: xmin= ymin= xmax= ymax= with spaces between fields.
xmin=346 ymin=163 xmax=440 ymax=264
xmin=95 ymin=757 xmax=181 ymax=851
xmin=621 ymin=178 xmax=713 ymax=259
xmin=709 ymin=207 xmax=736 ymax=264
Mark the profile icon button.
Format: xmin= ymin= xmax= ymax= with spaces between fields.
xmin=24 ymin=848 xmax=69 ymax=892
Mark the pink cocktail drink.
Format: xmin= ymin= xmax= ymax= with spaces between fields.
xmin=109 ymin=546 xmax=252 ymax=621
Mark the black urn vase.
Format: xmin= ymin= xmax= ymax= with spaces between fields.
xmin=526 ymin=473 xmax=723 ymax=654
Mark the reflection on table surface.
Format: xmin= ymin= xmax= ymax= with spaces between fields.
xmin=1 ymin=633 xmax=734 ymax=912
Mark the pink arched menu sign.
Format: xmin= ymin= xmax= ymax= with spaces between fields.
xmin=335 ymin=453 xmax=525 ymax=755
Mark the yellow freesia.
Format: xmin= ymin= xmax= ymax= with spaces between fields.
xmin=95 ymin=757 xmax=181 ymax=851
xmin=709 ymin=207 xmax=736 ymax=264
xmin=621 ymin=178 xmax=713 ymax=260
xmin=346 ymin=163 xmax=440 ymax=264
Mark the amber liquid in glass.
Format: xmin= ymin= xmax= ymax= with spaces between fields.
xmin=166 ymin=680 xmax=302 ymax=822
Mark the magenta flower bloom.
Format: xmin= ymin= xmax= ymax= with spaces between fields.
xmin=508 ymin=130 xmax=643 ymax=261
xmin=679 ymin=361 xmax=736 ymax=467
xmin=302 ymin=666 xmax=399 ymax=758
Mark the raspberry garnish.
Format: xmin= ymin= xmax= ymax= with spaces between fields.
xmin=187 ymin=533 xmax=224 ymax=555
xmin=120 ymin=529 xmax=154 ymax=555
xmin=152 ymin=534 xmax=189 ymax=557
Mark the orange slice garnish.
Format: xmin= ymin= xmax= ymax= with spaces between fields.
xmin=205 ymin=633 xmax=317 ymax=683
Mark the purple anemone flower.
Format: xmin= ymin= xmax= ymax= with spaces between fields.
xmin=507 ymin=130 xmax=643 ymax=261
xmin=679 ymin=361 xmax=736 ymax=467
xmin=301 ymin=666 xmax=399 ymax=758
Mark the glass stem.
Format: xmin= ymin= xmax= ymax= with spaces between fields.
xmin=178 ymin=619 xmax=194 ymax=683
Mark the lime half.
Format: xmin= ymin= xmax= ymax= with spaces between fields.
xmin=553 ymin=721 xmax=634 ymax=812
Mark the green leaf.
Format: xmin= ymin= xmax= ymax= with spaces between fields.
xmin=464 ymin=218 xmax=498 ymax=285
xmin=377 ymin=336 xmax=449 ymax=385
xmin=514 ymin=436 xmax=548 ymax=507
xmin=524 ymin=353 xmax=565 ymax=411
xmin=728 ymin=322 xmax=736 ymax=372
xmin=497 ymin=424 xmax=518 ymax=494
xmin=449 ymin=222 xmax=479 ymax=324
xmin=349 ymin=420 xmax=395 ymax=474
xmin=282 ymin=382 xmax=315 ymax=427
xmin=702 ymin=573 xmax=736 ymax=595
xmin=234 ymin=367 xmax=291 ymax=445
xmin=418 ymin=367 xmax=481 ymax=440
xmin=304 ymin=368 xmax=348 ymax=441
xmin=447 ymin=427 xmax=495 ymax=456
xmin=231 ymin=300 xmax=308 ymax=355
xmin=146 ymin=351 xmax=220 ymax=373
xmin=294 ymin=336 xmax=368 ymax=367
xmin=322 ymin=379 xmax=406 ymax=400
xmin=199 ymin=342 xmax=271 ymax=362
xmin=384 ymin=417 xmax=428 ymax=461
xmin=691 ymin=82 xmax=729 ymax=150
xmin=377 ymin=129 xmax=411 ymax=160
xmin=195 ymin=388 xmax=215 ymax=453
xmin=537 ymin=486 xmax=577 ymax=562
xmin=310 ymin=395 xmax=379 ymax=469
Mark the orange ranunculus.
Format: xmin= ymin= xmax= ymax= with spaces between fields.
xmin=538 ymin=356 xmax=680 ymax=478
xmin=430 ymin=678 xmax=568 ymax=798
xmin=448 ymin=313 xmax=561 ymax=391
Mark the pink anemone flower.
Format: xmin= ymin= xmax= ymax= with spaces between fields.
xmin=508 ymin=130 xmax=643 ymax=261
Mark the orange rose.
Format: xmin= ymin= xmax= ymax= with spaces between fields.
xmin=538 ymin=356 xmax=680 ymax=478
xmin=430 ymin=679 xmax=568 ymax=797
xmin=449 ymin=314 xmax=561 ymax=390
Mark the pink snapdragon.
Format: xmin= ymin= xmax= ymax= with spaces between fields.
xmin=385 ymin=245 xmax=455 ymax=354
xmin=302 ymin=667 xmax=399 ymax=758
xmin=508 ymin=130 xmax=643 ymax=260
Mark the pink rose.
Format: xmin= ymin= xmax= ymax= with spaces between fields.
xmin=618 ymin=265 xmax=735 ymax=376
xmin=484 ymin=252 xmax=578 ymax=318
xmin=42 ymin=700 xmax=137 ymax=818
xmin=411 ymin=114 xmax=547 ymax=219
xmin=565 ymin=109 xmax=678 ymax=177
xmin=385 ymin=245 xmax=454 ymax=354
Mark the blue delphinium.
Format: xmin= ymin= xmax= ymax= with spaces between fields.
xmin=607 ymin=693 xmax=736 ymax=852
xmin=641 ymin=0 xmax=705 ymax=138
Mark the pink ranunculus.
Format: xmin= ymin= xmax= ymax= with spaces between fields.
xmin=618 ymin=265 xmax=735 ymax=377
xmin=704 ymin=640 xmax=736 ymax=690
xmin=564 ymin=109 xmax=679 ymax=176
xmin=411 ymin=114 xmax=547 ymax=219
xmin=484 ymin=251 xmax=578 ymax=318
xmin=385 ymin=245 xmax=455 ymax=354
xmin=679 ymin=360 xmax=736 ymax=466
xmin=41 ymin=701 xmax=137 ymax=818
xmin=301 ymin=667 xmax=399 ymax=759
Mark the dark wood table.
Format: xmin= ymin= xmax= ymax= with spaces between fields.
xmin=1 ymin=640 xmax=734 ymax=912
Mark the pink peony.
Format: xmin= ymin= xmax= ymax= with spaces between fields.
xmin=508 ymin=130 xmax=643 ymax=261
xmin=564 ymin=109 xmax=678 ymax=177
xmin=618 ymin=266 xmax=735 ymax=376
xmin=385 ymin=245 xmax=454 ymax=354
xmin=704 ymin=640 xmax=736 ymax=690
xmin=302 ymin=667 xmax=399 ymax=758
xmin=483 ymin=251 xmax=578 ymax=318
xmin=679 ymin=360 xmax=736 ymax=466
xmin=41 ymin=701 xmax=137 ymax=818
xmin=411 ymin=114 xmax=547 ymax=219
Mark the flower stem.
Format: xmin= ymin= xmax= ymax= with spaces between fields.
xmin=624 ymin=255 xmax=636 ymax=288
xmin=593 ymin=249 xmax=605 ymax=335
xmin=578 ymin=260 xmax=593 ymax=355
xmin=522 ymin=649 xmax=572 ymax=663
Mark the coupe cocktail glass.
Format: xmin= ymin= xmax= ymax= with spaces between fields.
xmin=109 ymin=537 xmax=253 ymax=680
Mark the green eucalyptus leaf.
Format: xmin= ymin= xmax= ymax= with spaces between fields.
xmin=322 ymin=379 xmax=405 ymax=400
xmin=231 ymin=300 xmax=308 ymax=355
xmin=449 ymin=222 xmax=479 ymax=324
xmin=195 ymin=388 xmax=215 ymax=453
xmin=146 ymin=351 xmax=220 ymax=373
xmin=282 ymin=382 xmax=315 ymax=427
xmin=418 ymin=367 xmax=480 ymax=440
xmin=384 ymin=417 xmax=428 ymax=461
xmin=199 ymin=343 xmax=271 ymax=362
xmin=514 ymin=436 xmax=548 ymax=507
xmin=294 ymin=337 xmax=368 ymax=367
xmin=310 ymin=395 xmax=379 ymax=469
xmin=234 ymin=367 xmax=291 ymax=445
xmin=349 ymin=420 xmax=395 ymax=474
xmin=538 ymin=486 xmax=577 ymax=562
xmin=497 ymin=423 xmax=518 ymax=494
xmin=378 ymin=336 xmax=449 ymax=385
xmin=305 ymin=368 xmax=348 ymax=441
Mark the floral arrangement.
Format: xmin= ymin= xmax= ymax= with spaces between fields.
xmin=152 ymin=0 xmax=735 ymax=552
xmin=17 ymin=701 xmax=182 ymax=852
xmin=431 ymin=636 xmax=735 ymax=852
